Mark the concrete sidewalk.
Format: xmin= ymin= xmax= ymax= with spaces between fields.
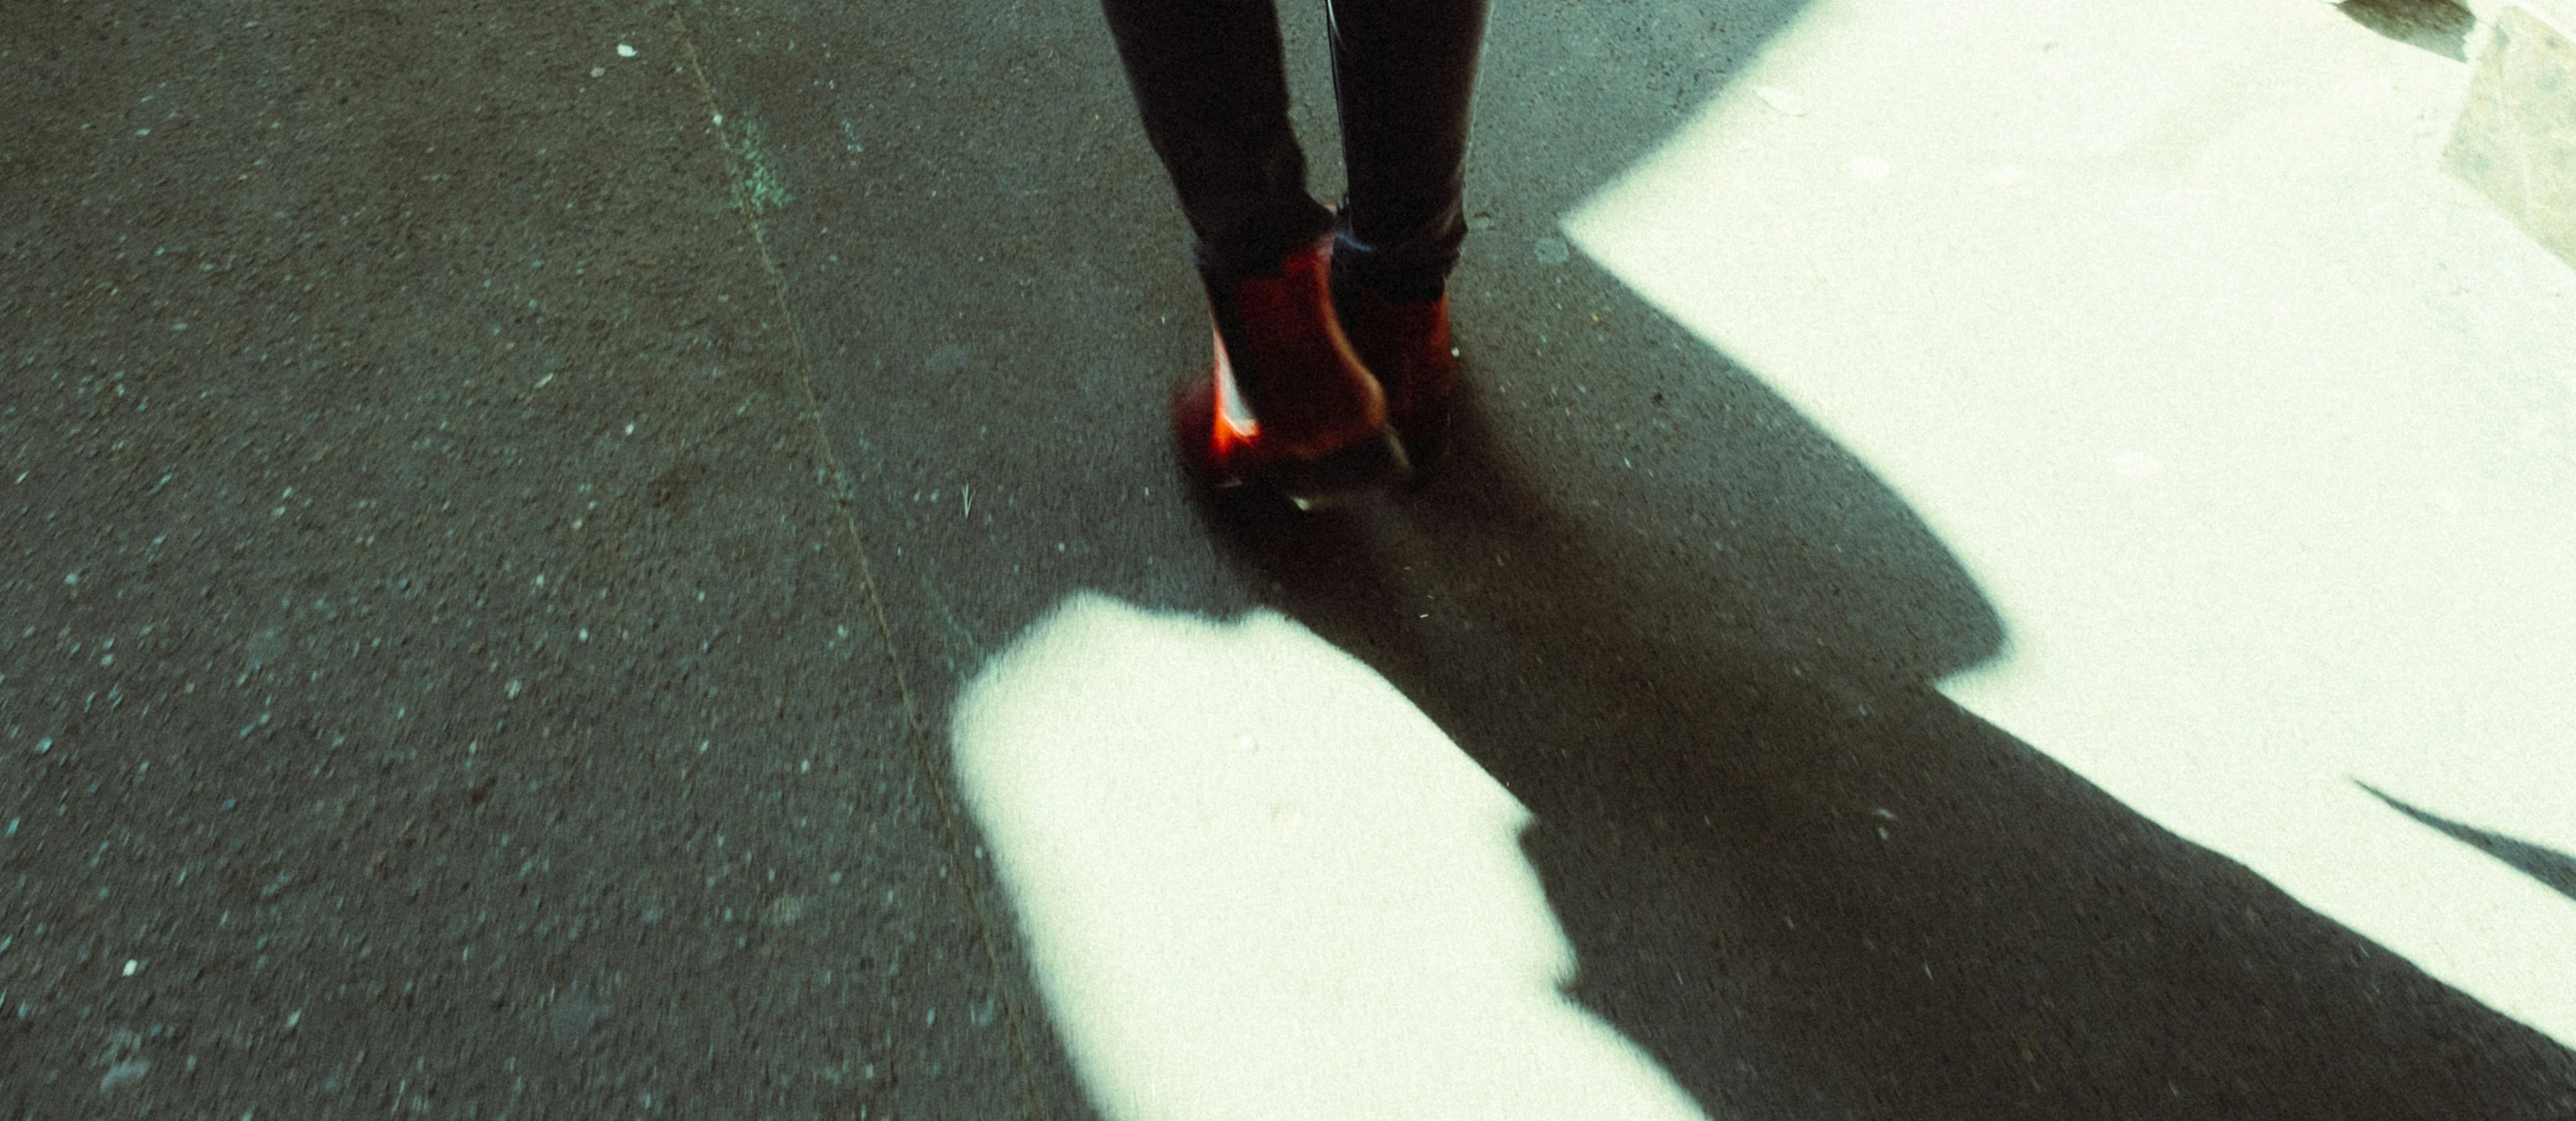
xmin=4 ymin=0 xmax=2572 ymax=1119
xmin=1 ymin=2 xmax=1051 ymax=1116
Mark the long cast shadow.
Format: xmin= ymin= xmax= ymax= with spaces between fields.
xmin=1192 ymin=373 xmax=2576 ymax=1119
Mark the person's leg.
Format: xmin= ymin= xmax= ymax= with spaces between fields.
xmin=1102 ymin=0 xmax=1403 ymax=505
xmin=1322 ymin=0 xmax=1489 ymax=477
xmin=1098 ymin=0 xmax=1336 ymax=279
xmin=1325 ymin=0 xmax=1493 ymax=301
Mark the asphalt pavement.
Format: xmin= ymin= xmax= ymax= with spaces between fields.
xmin=4 ymin=0 xmax=2572 ymax=1118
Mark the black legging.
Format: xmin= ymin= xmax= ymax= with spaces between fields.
xmin=1098 ymin=0 xmax=1492 ymax=299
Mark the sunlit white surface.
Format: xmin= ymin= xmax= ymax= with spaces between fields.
xmin=1565 ymin=0 xmax=2576 ymax=1046
xmin=950 ymin=593 xmax=1707 ymax=1121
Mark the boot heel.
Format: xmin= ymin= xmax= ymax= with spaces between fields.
xmin=1394 ymin=401 xmax=1453 ymax=491
xmin=1273 ymin=429 xmax=1413 ymax=511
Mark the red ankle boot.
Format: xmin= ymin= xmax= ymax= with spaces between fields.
xmin=1331 ymin=274 xmax=1459 ymax=480
xmin=1172 ymin=236 xmax=1411 ymax=509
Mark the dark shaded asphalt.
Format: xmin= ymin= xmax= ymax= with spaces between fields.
xmin=4 ymin=1 xmax=2572 ymax=1119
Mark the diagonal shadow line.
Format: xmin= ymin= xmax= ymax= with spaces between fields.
xmin=2358 ymin=780 xmax=2576 ymax=901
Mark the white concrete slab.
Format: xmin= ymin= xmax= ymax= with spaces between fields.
xmin=1564 ymin=0 xmax=2576 ymax=1048
xmin=2446 ymin=2 xmax=2576 ymax=270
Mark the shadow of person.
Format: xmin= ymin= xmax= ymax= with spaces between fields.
xmin=1186 ymin=352 xmax=2576 ymax=1119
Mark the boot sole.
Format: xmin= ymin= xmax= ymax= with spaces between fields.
xmin=1171 ymin=376 xmax=1413 ymax=511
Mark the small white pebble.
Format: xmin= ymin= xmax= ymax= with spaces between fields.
xmin=123 ymin=959 xmax=139 ymax=976
xmin=617 ymin=43 xmax=637 ymax=58
xmin=100 ymin=1058 xmax=149 ymax=1093
xmin=590 ymin=66 xmax=606 ymax=78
